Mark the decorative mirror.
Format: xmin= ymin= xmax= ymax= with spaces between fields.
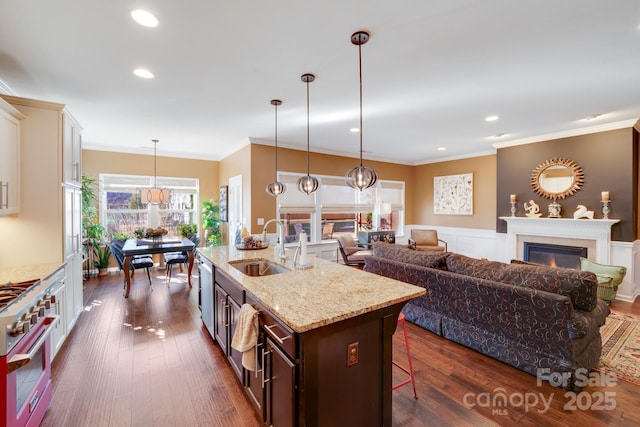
xmin=530 ymin=157 xmax=584 ymax=200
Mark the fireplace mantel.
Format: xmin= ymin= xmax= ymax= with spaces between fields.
xmin=499 ymin=217 xmax=620 ymax=263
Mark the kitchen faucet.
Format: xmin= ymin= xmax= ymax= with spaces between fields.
xmin=261 ymin=219 xmax=286 ymax=259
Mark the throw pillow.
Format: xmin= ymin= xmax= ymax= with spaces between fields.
xmin=579 ymin=257 xmax=626 ymax=286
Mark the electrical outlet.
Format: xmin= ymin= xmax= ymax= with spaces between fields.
xmin=257 ymin=217 xmax=264 ymax=225
xmin=347 ymin=342 xmax=359 ymax=366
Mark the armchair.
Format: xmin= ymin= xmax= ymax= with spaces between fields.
xmin=336 ymin=235 xmax=372 ymax=267
xmin=408 ymin=229 xmax=447 ymax=252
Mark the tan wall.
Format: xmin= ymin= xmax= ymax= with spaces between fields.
xmin=414 ymin=155 xmax=497 ymax=229
xmin=249 ymin=144 xmax=415 ymax=233
xmin=82 ymin=149 xmax=219 ymax=238
xmin=218 ymin=144 xmax=252 ymax=241
xmin=85 ymin=146 xmax=496 ymax=243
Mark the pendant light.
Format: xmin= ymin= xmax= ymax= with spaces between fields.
xmin=296 ymin=73 xmax=319 ymax=195
xmin=266 ymin=99 xmax=286 ymax=197
xmin=345 ymin=30 xmax=378 ymax=191
xmin=140 ymin=139 xmax=171 ymax=205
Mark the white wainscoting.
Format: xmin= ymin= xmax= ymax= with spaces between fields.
xmin=405 ymin=224 xmax=638 ymax=303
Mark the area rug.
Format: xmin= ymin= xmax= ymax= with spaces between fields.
xmin=596 ymin=310 xmax=640 ymax=385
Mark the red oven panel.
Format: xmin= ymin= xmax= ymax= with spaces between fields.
xmin=2 ymin=315 xmax=57 ymax=427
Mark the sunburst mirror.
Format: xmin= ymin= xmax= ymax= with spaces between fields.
xmin=530 ymin=157 xmax=584 ymax=200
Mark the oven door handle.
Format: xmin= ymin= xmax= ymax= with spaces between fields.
xmin=7 ymin=315 xmax=59 ymax=374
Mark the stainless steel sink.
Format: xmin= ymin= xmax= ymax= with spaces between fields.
xmin=228 ymin=258 xmax=290 ymax=277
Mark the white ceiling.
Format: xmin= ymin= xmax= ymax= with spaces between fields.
xmin=1 ymin=1 xmax=639 ymax=165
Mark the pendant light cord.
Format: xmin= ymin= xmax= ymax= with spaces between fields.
xmin=358 ymin=42 xmax=364 ymax=168
xmin=274 ymin=103 xmax=278 ymax=177
xmin=152 ymin=139 xmax=158 ymax=187
xmin=306 ymin=79 xmax=311 ymax=176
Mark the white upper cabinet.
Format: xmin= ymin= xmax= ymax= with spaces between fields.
xmin=63 ymin=110 xmax=82 ymax=186
xmin=0 ymin=98 xmax=25 ymax=216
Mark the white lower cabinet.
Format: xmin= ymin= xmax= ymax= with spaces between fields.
xmin=47 ymin=268 xmax=66 ymax=361
xmin=64 ymin=254 xmax=83 ymax=332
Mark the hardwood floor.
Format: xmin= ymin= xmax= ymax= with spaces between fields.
xmin=42 ymin=269 xmax=640 ymax=426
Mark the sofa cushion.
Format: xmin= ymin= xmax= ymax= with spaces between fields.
xmin=445 ymin=253 xmax=510 ymax=281
xmin=498 ymin=263 xmax=598 ymax=312
xmin=372 ymin=242 xmax=450 ymax=269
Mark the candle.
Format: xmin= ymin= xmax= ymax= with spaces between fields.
xmin=299 ymin=232 xmax=308 ymax=266
xmin=601 ymin=191 xmax=610 ymax=202
xmin=510 ymin=194 xmax=517 ymax=203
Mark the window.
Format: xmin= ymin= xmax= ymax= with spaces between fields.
xmin=276 ymin=172 xmax=404 ymax=243
xmin=100 ymin=174 xmax=199 ymax=238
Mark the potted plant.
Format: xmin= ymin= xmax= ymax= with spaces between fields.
xmin=111 ymin=232 xmax=129 ymax=241
xmin=86 ymin=223 xmax=105 ymax=241
xmin=82 ymin=175 xmax=99 ymax=238
xmin=177 ymin=223 xmax=198 ymax=238
xmin=92 ymin=239 xmax=112 ymax=276
xmin=202 ymin=200 xmax=222 ymax=246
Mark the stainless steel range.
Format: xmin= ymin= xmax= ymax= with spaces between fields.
xmin=1 ymin=277 xmax=60 ymax=427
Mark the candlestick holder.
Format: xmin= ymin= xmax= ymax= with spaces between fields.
xmin=510 ymin=201 xmax=517 ymax=217
xmin=601 ymin=200 xmax=610 ymax=219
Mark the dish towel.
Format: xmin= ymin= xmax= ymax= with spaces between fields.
xmin=231 ymin=303 xmax=259 ymax=371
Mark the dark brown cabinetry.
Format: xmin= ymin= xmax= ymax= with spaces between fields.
xmin=265 ymin=337 xmax=296 ymax=427
xmin=202 ymin=253 xmax=410 ymax=426
xmin=245 ymin=294 xmax=297 ymax=427
xmin=214 ymin=269 xmax=244 ymax=380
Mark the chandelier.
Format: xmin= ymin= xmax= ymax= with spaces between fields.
xmin=345 ymin=30 xmax=378 ymax=191
xmin=140 ymin=139 xmax=171 ymax=205
xmin=296 ymin=73 xmax=319 ymax=195
xmin=266 ymin=99 xmax=286 ymax=197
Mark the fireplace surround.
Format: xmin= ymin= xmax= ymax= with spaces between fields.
xmin=500 ymin=217 xmax=619 ymax=264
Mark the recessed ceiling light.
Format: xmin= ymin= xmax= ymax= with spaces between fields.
xmin=133 ymin=68 xmax=154 ymax=79
xmin=437 ymin=147 xmax=446 ymax=151
xmin=131 ymin=9 xmax=158 ymax=27
xmin=485 ymin=115 xmax=500 ymax=122
xmin=350 ymin=128 xmax=360 ymax=133
xmin=491 ymin=133 xmax=507 ymax=139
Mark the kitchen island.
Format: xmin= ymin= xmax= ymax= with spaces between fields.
xmin=197 ymin=245 xmax=425 ymax=427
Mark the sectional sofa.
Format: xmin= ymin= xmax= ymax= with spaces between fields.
xmin=364 ymin=242 xmax=610 ymax=389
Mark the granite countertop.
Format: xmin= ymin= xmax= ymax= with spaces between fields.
xmin=0 ymin=263 xmax=64 ymax=285
xmin=197 ymin=245 xmax=425 ymax=333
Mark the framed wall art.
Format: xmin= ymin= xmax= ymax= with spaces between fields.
xmin=219 ymin=185 xmax=228 ymax=222
xmin=434 ymin=173 xmax=473 ymax=215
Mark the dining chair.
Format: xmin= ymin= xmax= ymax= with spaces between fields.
xmin=164 ymin=234 xmax=201 ymax=284
xmin=110 ymin=239 xmax=154 ymax=288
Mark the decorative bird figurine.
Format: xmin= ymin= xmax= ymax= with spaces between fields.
xmin=573 ymin=204 xmax=594 ymax=219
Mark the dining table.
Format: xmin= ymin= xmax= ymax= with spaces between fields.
xmin=121 ymin=237 xmax=195 ymax=298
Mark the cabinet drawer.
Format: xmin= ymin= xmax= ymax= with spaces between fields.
xmin=215 ymin=269 xmax=244 ymax=303
xmin=248 ymin=295 xmax=296 ymax=360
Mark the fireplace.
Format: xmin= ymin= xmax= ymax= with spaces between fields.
xmin=524 ymin=242 xmax=587 ymax=269
xmin=500 ymin=217 xmax=619 ymax=264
